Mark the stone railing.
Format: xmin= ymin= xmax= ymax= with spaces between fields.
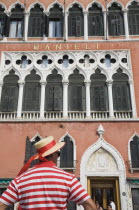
xmin=114 ymin=111 xmax=132 ymax=119
xmin=91 ymin=111 xmax=109 ymax=119
xmin=0 ymin=110 xmax=134 ymax=120
xmin=68 ymin=111 xmax=86 ymax=119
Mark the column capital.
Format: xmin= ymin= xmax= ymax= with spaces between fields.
xmin=40 ymin=81 xmax=47 ymax=86
xmin=4 ymin=10 xmax=11 ymax=16
xmin=18 ymin=80 xmax=25 ymax=86
xmin=85 ymin=81 xmax=91 ymax=86
xmin=123 ymin=9 xmax=128 ymax=13
xmin=63 ymin=81 xmax=69 ymax=86
xmin=83 ymin=11 xmax=89 ymax=16
xmin=0 ymin=81 xmax=3 ymax=86
xmin=44 ymin=11 xmax=50 ymax=16
xmin=107 ymin=80 xmax=113 ymax=85
xmin=24 ymin=11 xmax=30 ymax=16
xmin=128 ymin=79 xmax=133 ymax=84
xmin=65 ymin=11 xmax=69 ymax=16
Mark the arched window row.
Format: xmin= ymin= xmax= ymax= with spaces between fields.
xmin=0 ymin=68 xmax=135 ymax=120
xmin=2 ymin=51 xmax=130 ymax=72
xmin=0 ymin=1 xmax=139 ymax=40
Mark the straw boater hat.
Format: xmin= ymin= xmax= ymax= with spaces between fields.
xmin=34 ymin=136 xmax=65 ymax=159
xmin=18 ymin=136 xmax=65 ymax=176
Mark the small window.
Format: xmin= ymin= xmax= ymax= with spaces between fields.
xmin=108 ymin=3 xmax=124 ymax=36
xmin=130 ymin=136 xmax=139 ymax=168
xmin=7 ymin=4 xmax=24 ymax=38
xmin=128 ymin=1 xmax=139 ymax=35
xmin=45 ymin=70 xmax=63 ymax=111
xmin=9 ymin=20 xmax=22 ymax=38
xmin=28 ymin=4 xmax=45 ymax=37
xmin=0 ymin=71 xmax=19 ymax=112
xmin=112 ymin=69 xmax=131 ymax=111
xmin=49 ymin=18 xmax=61 ymax=37
xmin=68 ymin=69 xmax=85 ymax=111
xmin=88 ymin=3 xmax=104 ymax=36
xmin=60 ymin=135 xmax=74 ymax=168
xmin=68 ymin=4 xmax=84 ymax=37
xmin=90 ymin=69 xmax=108 ymax=111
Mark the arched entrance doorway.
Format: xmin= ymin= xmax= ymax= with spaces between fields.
xmin=80 ymin=125 xmax=127 ymax=210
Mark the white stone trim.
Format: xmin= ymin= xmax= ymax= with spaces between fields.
xmin=126 ymin=0 xmax=139 ymax=9
xmin=27 ymin=1 xmax=46 ymax=13
xmin=8 ymin=2 xmax=25 ymax=13
xmin=30 ymin=133 xmax=43 ymax=142
xmin=80 ymin=134 xmax=127 ymax=210
xmin=86 ymin=1 xmax=104 ymax=11
xmin=47 ymin=1 xmax=64 ymax=13
xmin=66 ymin=1 xmax=85 ymax=12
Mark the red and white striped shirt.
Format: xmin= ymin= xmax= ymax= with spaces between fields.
xmin=0 ymin=161 xmax=90 ymax=209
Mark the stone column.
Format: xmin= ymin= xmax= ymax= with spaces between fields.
xmin=64 ymin=11 xmax=69 ymax=41
xmin=40 ymin=81 xmax=46 ymax=118
xmin=17 ymin=81 xmax=24 ymax=118
xmin=129 ymin=80 xmax=137 ymax=118
xmin=85 ymin=82 xmax=91 ymax=118
xmin=103 ymin=10 xmax=109 ymax=40
xmin=84 ymin=11 xmax=88 ymax=40
xmin=63 ymin=82 xmax=68 ymax=118
xmin=107 ymin=80 xmax=114 ymax=118
xmin=24 ymin=12 xmax=29 ymax=41
xmin=0 ymin=81 xmax=3 ymax=103
xmin=123 ymin=9 xmax=129 ymax=40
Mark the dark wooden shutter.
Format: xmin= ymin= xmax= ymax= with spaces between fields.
xmin=23 ymin=85 xmax=40 ymax=111
xmin=113 ymin=83 xmax=131 ymax=111
xmin=1 ymin=85 xmax=18 ymax=112
xmin=54 ymin=86 xmax=62 ymax=111
xmin=28 ymin=16 xmax=43 ymax=37
xmin=130 ymin=136 xmax=139 ymax=168
xmin=91 ymin=84 xmax=107 ymax=111
xmin=128 ymin=14 xmax=139 ymax=35
xmin=69 ymin=86 xmax=83 ymax=111
xmin=60 ymin=136 xmax=73 ymax=168
xmin=45 ymin=86 xmax=53 ymax=111
xmin=76 ymin=16 xmax=81 ymax=36
xmin=71 ymin=17 xmax=76 ymax=36
xmin=5 ymin=16 xmax=10 ymax=37
xmin=89 ymin=15 xmax=103 ymax=36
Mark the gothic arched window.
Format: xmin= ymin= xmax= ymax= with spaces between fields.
xmin=28 ymin=4 xmax=45 ymax=37
xmin=68 ymin=69 xmax=85 ymax=111
xmin=60 ymin=135 xmax=74 ymax=168
xmin=45 ymin=70 xmax=63 ymax=111
xmin=108 ymin=3 xmax=124 ymax=36
xmin=23 ymin=70 xmax=41 ymax=111
xmin=128 ymin=1 xmax=139 ymax=35
xmin=0 ymin=71 xmax=19 ymax=112
xmin=0 ymin=5 xmax=6 ymax=38
xmin=130 ymin=135 xmax=139 ymax=168
xmin=88 ymin=3 xmax=104 ymax=36
xmin=48 ymin=4 xmax=63 ymax=37
xmin=8 ymin=4 xmax=24 ymax=38
xmin=90 ymin=69 xmax=108 ymax=111
xmin=112 ymin=69 xmax=131 ymax=111
xmin=68 ymin=4 xmax=84 ymax=37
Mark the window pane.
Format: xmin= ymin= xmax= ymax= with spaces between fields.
xmin=9 ymin=20 xmax=22 ymax=38
xmin=49 ymin=20 xmax=61 ymax=37
xmin=9 ymin=21 xmax=17 ymax=37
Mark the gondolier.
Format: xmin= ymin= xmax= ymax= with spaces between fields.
xmin=0 ymin=136 xmax=96 ymax=210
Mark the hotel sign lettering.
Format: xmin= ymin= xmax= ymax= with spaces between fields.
xmin=33 ymin=43 xmax=99 ymax=51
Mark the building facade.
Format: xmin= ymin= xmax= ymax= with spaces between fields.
xmin=0 ymin=0 xmax=139 ymax=209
